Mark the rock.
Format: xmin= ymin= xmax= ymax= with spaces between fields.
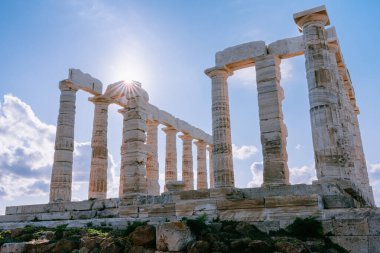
xmin=230 ymin=237 xmax=251 ymax=252
xmin=38 ymin=231 xmax=55 ymax=241
xmin=274 ymin=238 xmax=311 ymax=253
xmin=210 ymin=241 xmax=229 ymax=252
xmin=25 ymin=239 xmax=50 ymax=252
xmin=100 ymin=238 xmax=121 ymax=253
xmin=80 ymin=236 xmax=100 ymax=250
xmin=129 ymin=225 xmax=156 ymax=247
xmin=156 ymin=222 xmax=195 ymax=251
xmin=128 ymin=246 xmax=145 ymax=253
xmin=247 ymin=240 xmax=272 ymax=253
xmin=52 ymin=239 xmax=80 ymax=253
xmin=79 ymin=247 xmax=89 ymax=253
xmin=0 ymin=243 xmax=26 ymax=253
xmin=188 ymin=240 xmax=210 ymax=253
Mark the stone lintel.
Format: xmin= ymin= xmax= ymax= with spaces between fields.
xmin=293 ymin=5 xmax=330 ymax=31
xmin=214 ymin=41 xmax=267 ymax=70
xmin=88 ymin=95 xmax=114 ymax=104
xmin=68 ymin=68 xmax=102 ymax=95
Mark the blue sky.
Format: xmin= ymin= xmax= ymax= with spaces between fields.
xmin=1 ymin=0 xmax=380 ymax=214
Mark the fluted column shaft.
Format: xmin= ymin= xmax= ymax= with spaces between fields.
xmin=207 ymin=145 xmax=214 ymax=189
xmin=195 ymin=140 xmax=207 ymax=190
xmin=163 ymin=126 xmax=178 ymax=191
xmin=180 ymin=134 xmax=194 ymax=191
xmin=118 ymin=109 xmax=127 ymax=198
xmin=146 ymin=120 xmax=160 ymax=195
xmin=255 ymin=55 xmax=289 ymax=186
xmin=88 ymin=97 xmax=110 ymax=200
xmin=121 ymin=96 xmax=149 ymax=196
xmin=205 ymin=67 xmax=234 ymax=188
xmin=50 ymin=81 xmax=77 ymax=203
xmin=298 ymin=17 xmax=349 ymax=182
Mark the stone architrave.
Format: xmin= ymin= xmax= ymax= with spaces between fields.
xmin=88 ymin=96 xmax=111 ymax=200
xmin=207 ymin=145 xmax=214 ymax=189
xmin=255 ymin=55 xmax=289 ymax=186
xmin=205 ymin=66 xmax=235 ymax=188
xmin=195 ymin=140 xmax=207 ymax=190
xmin=294 ymin=6 xmax=350 ymax=182
xmin=49 ymin=80 xmax=78 ymax=203
xmin=163 ymin=126 xmax=178 ymax=191
xmin=179 ymin=134 xmax=194 ymax=191
xmin=146 ymin=120 xmax=160 ymax=195
xmin=121 ymin=89 xmax=149 ymax=196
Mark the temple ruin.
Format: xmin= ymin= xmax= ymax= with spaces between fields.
xmin=1 ymin=5 xmax=379 ymax=252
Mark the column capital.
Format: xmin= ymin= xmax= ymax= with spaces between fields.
xmin=147 ymin=119 xmax=159 ymax=127
xmin=194 ymin=139 xmax=206 ymax=148
xmin=162 ymin=126 xmax=178 ymax=134
xmin=294 ymin=5 xmax=330 ymax=32
xmin=205 ymin=65 xmax=233 ymax=78
xmin=59 ymin=80 xmax=78 ymax=92
xmin=89 ymin=95 xmax=113 ymax=105
xmin=179 ymin=134 xmax=193 ymax=141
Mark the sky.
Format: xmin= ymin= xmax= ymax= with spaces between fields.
xmin=1 ymin=0 xmax=380 ymax=214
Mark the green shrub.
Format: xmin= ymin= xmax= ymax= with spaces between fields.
xmin=182 ymin=214 xmax=208 ymax=238
xmin=286 ymin=217 xmax=324 ymax=239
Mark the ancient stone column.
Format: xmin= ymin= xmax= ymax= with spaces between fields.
xmin=205 ymin=66 xmax=234 ymax=188
xmin=255 ymin=55 xmax=289 ymax=186
xmin=88 ymin=96 xmax=111 ymax=200
xmin=49 ymin=80 xmax=78 ymax=203
xmin=121 ymin=93 xmax=149 ymax=196
xmin=146 ymin=120 xmax=160 ymax=195
xmin=163 ymin=126 xmax=178 ymax=191
xmin=118 ymin=108 xmax=127 ymax=198
xmin=207 ymin=145 xmax=214 ymax=189
xmin=195 ymin=140 xmax=207 ymax=190
xmin=294 ymin=6 xmax=350 ymax=182
xmin=179 ymin=134 xmax=194 ymax=191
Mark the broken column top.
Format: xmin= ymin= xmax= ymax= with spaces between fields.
xmin=68 ymin=68 xmax=103 ymax=95
xmin=104 ymin=80 xmax=149 ymax=105
xmin=293 ymin=5 xmax=330 ymax=31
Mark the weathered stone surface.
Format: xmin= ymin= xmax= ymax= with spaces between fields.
xmin=146 ymin=120 xmax=160 ymax=196
xmin=163 ymin=126 xmax=178 ymax=191
xmin=0 ymin=243 xmax=26 ymax=253
xmin=329 ymin=236 xmax=368 ymax=253
xmin=68 ymin=68 xmax=102 ymax=95
xmin=195 ymin=140 xmax=207 ymax=190
xmin=180 ymin=134 xmax=194 ymax=191
xmin=274 ymin=237 xmax=310 ymax=253
xmin=129 ymin=225 xmax=156 ymax=247
xmin=215 ymin=41 xmax=266 ymax=69
xmin=156 ymin=222 xmax=195 ymax=251
xmin=188 ymin=240 xmax=210 ymax=253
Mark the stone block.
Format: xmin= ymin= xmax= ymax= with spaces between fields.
xmin=215 ymin=41 xmax=267 ymax=69
xmin=216 ymin=198 xmax=265 ymax=210
xmin=368 ymin=215 xmax=380 ymax=235
xmin=265 ymin=195 xmax=320 ymax=208
xmin=322 ymin=195 xmax=355 ymax=209
xmin=68 ymin=68 xmax=102 ymax=95
xmin=175 ymin=200 xmax=217 ymax=217
xmin=119 ymin=206 xmax=139 ymax=218
xmin=40 ymin=211 xmax=72 ymax=221
xmin=332 ymin=219 xmax=369 ymax=236
xmin=268 ymin=36 xmax=305 ymax=58
xmin=329 ymin=236 xmax=368 ymax=253
xmin=368 ymin=236 xmax=380 ymax=253
xmin=179 ymin=190 xmax=210 ymax=200
xmin=0 ymin=242 xmax=26 ymax=253
xmin=148 ymin=204 xmax=176 ymax=218
xmin=156 ymin=222 xmax=195 ymax=252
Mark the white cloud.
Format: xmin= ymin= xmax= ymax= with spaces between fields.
xmin=230 ymin=61 xmax=293 ymax=88
xmin=295 ymin=144 xmax=302 ymax=150
xmin=247 ymin=162 xmax=315 ymax=187
xmin=232 ymin=144 xmax=258 ymax=160
xmin=368 ymin=163 xmax=380 ymax=206
xmin=0 ymin=94 xmax=119 ymax=213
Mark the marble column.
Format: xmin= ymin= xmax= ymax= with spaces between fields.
xmin=88 ymin=96 xmax=111 ymax=200
xmin=163 ymin=126 xmax=178 ymax=191
xmin=294 ymin=7 xmax=350 ymax=182
xmin=49 ymin=80 xmax=77 ymax=203
xmin=205 ymin=66 xmax=234 ymax=188
xmin=179 ymin=134 xmax=194 ymax=191
xmin=118 ymin=108 xmax=127 ymax=198
xmin=255 ymin=55 xmax=289 ymax=186
xmin=207 ymin=145 xmax=214 ymax=189
xmin=146 ymin=120 xmax=160 ymax=195
xmin=195 ymin=140 xmax=207 ymax=190
xmin=121 ymin=95 xmax=149 ymax=196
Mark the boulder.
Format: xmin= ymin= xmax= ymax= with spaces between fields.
xmin=156 ymin=222 xmax=195 ymax=251
xmin=188 ymin=240 xmax=210 ymax=253
xmin=0 ymin=243 xmax=26 ymax=253
xmin=100 ymin=238 xmax=121 ymax=253
xmin=274 ymin=238 xmax=311 ymax=253
xmin=247 ymin=240 xmax=272 ymax=253
xmin=129 ymin=225 xmax=156 ymax=247
xmin=80 ymin=236 xmax=100 ymax=250
xmin=52 ymin=239 xmax=79 ymax=253
xmin=230 ymin=238 xmax=251 ymax=252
